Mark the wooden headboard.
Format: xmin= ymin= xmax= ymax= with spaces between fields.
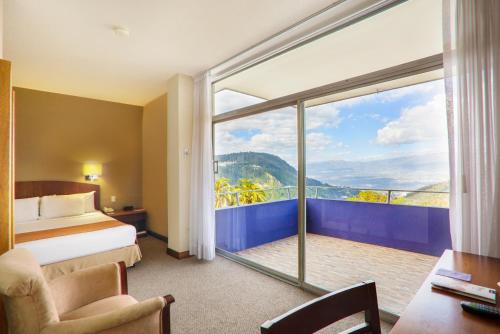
xmin=15 ymin=181 xmax=100 ymax=209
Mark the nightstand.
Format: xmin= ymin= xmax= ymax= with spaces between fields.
xmin=106 ymin=208 xmax=147 ymax=237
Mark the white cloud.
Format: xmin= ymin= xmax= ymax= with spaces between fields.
xmin=306 ymin=133 xmax=350 ymax=162
xmin=368 ymin=113 xmax=390 ymax=123
xmin=214 ymin=107 xmax=298 ymax=165
xmin=306 ymin=132 xmax=332 ymax=150
xmin=214 ymin=79 xmax=448 ymax=175
xmin=213 ymin=90 xmax=342 ymax=166
xmin=375 ymin=92 xmax=447 ymax=145
xmin=306 ymin=104 xmax=342 ymax=129
xmin=215 ymin=103 xmax=343 ymax=166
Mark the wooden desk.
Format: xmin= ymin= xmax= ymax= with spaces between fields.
xmin=391 ymin=250 xmax=500 ymax=333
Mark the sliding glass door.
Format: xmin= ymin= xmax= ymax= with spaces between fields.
xmin=211 ymin=0 xmax=449 ymax=319
xmin=303 ymin=77 xmax=449 ymax=315
xmin=213 ymin=96 xmax=299 ymax=280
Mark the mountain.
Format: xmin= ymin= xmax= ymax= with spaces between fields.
xmin=215 ymin=151 xmax=449 ymax=204
xmin=307 ymin=153 xmax=449 ymax=191
xmin=216 ymin=152 xmax=326 ymax=187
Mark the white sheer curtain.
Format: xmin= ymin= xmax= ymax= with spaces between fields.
xmin=444 ymin=0 xmax=500 ymax=257
xmin=189 ymin=72 xmax=216 ymax=260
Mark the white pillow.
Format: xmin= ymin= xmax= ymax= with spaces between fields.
xmin=60 ymin=191 xmax=96 ymax=212
xmin=15 ymin=197 xmax=40 ymax=223
xmin=82 ymin=191 xmax=96 ymax=212
xmin=40 ymin=195 xmax=85 ymax=219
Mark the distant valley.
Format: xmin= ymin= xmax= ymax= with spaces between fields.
xmin=307 ymin=152 xmax=449 ymax=191
xmin=215 ymin=152 xmax=449 ymax=196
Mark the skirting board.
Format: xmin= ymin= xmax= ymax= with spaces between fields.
xmin=146 ymin=230 xmax=168 ymax=243
xmin=166 ymin=248 xmax=191 ymax=260
xmin=145 ymin=230 xmax=190 ymax=259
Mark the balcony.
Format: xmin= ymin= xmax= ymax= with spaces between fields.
xmin=215 ymin=187 xmax=451 ymax=315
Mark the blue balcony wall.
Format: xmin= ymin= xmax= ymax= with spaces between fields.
xmin=306 ymin=199 xmax=451 ymax=256
xmin=216 ymin=198 xmax=451 ymax=256
xmin=216 ymin=200 xmax=298 ymax=252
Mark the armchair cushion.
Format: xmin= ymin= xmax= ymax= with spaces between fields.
xmin=60 ymin=295 xmax=137 ymax=321
xmin=41 ymin=297 xmax=166 ymax=334
xmin=49 ymin=262 xmax=122 ymax=315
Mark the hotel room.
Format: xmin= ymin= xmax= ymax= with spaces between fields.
xmin=0 ymin=0 xmax=499 ymax=333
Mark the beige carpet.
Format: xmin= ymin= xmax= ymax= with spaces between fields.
xmin=128 ymin=237 xmax=393 ymax=334
xmin=237 ymin=234 xmax=437 ymax=315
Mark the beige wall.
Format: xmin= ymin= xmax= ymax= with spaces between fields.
xmin=0 ymin=0 xmax=3 ymax=58
xmin=0 ymin=60 xmax=12 ymax=255
xmin=142 ymin=73 xmax=194 ymax=244
xmin=142 ymin=93 xmax=168 ymax=237
xmin=166 ymin=74 xmax=194 ymax=252
xmin=14 ymin=87 xmax=143 ymax=209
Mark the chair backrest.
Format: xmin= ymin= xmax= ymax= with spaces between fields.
xmin=0 ymin=248 xmax=59 ymax=334
xmin=261 ymin=281 xmax=381 ymax=334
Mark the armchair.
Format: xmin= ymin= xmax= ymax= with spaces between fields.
xmin=0 ymin=248 xmax=174 ymax=334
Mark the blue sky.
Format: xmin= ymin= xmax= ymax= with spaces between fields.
xmin=305 ymin=79 xmax=448 ymax=162
xmin=214 ymin=79 xmax=448 ymax=168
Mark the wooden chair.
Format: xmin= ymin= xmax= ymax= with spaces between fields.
xmin=261 ymin=280 xmax=381 ymax=334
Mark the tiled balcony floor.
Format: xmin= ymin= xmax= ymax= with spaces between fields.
xmin=236 ymin=233 xmax=439 ymax=315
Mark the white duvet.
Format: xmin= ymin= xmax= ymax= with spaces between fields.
xmin=15 ymin=211 xmax=137 ymax=265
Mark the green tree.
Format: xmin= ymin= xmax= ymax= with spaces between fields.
xmin=262 ymin=173 xmax=288 ymax=201
xmin=347 ymin=190 xmax=388 ymax=203
xmin=235 ymin=178 xmax=267 ymax=205
xmin=214 ymin=177 xmax=236 ymax=208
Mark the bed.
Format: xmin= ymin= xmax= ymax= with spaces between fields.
xmin=14 ymin=181 xmax=142 ymax=279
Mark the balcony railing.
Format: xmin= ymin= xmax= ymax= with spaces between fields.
xmin=216 ymin=185 xmax=449 ymax=208
xmin=216 ymin=185 xmax=452 ymax=257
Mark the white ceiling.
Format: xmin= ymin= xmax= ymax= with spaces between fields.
xmin=214 ymin=0 xmax=443 ymax=101
xmin=4 ymin=0 xmax=336 ymax=106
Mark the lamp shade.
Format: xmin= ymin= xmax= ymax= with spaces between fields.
xmin=83 ymin=163 xmax=102 ymax=177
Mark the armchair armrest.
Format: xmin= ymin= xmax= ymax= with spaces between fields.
xmin=161 ymin=295 xmax=175 ymax=334
xmin=41 ymin=296 xmax=171 ymax=334
xmin=48 ymin=262 xmax=127 ymax=315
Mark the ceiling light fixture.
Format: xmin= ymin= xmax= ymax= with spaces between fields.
xmin=112 ymin=25 xmax=130 ymax=37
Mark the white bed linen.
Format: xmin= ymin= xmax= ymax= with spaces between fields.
xmin=15 ymin=211 xmax=136 ymax=265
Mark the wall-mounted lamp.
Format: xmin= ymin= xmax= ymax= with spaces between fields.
xmin=83 ymin=162 xmax=102 ymax=181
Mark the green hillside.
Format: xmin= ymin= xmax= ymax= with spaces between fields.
xmin=215 ymin=152 xmax=326 ymax=187
xmin=214 ymin=152 xmax=449 ymax=208
xmin=392 ymin=181 xmax=449 ymax=207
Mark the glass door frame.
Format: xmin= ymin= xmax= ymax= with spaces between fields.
xmin=212 ymin=54 xmax=443 ymax=323
xmin=212 ymin=103 xmax=301 ymax=287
